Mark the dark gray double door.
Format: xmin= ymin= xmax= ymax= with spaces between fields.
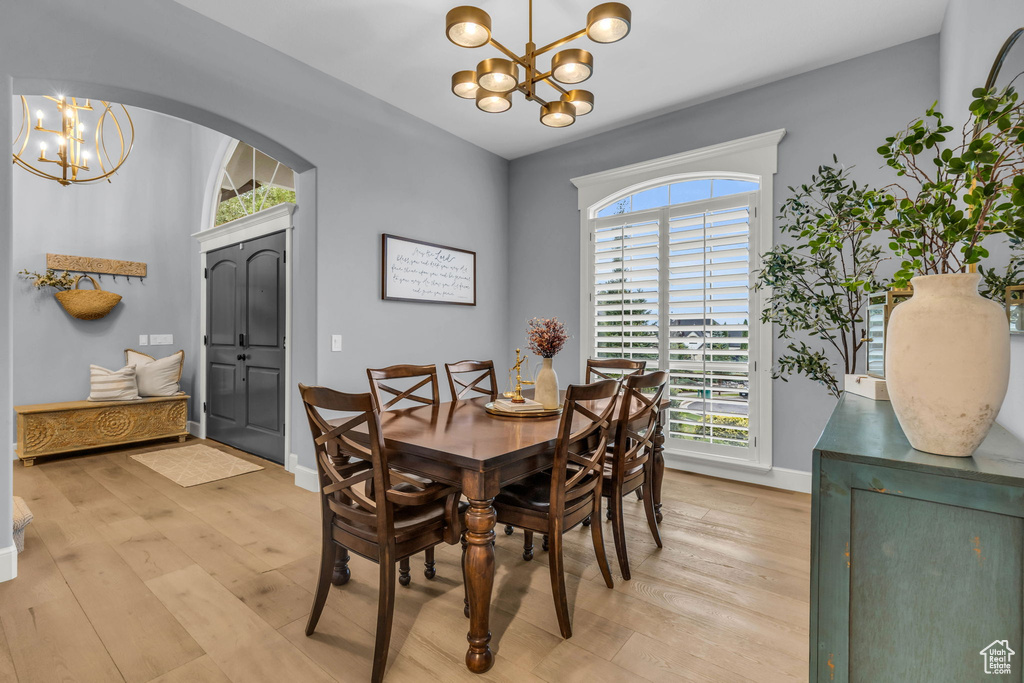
xmin=206 ymin=231 xmax=286 ymax=463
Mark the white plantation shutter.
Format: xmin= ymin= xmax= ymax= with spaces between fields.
xmin=667 ymin=197 xmax=752 ymax=447
xmin=588 ymin=189 xmax=759 ymax=456
xmin=593 ymin=214 xmax=660 ymax=366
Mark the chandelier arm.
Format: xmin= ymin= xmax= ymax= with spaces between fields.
xmin=15 ymin=96 xmax=30 ymax=160
xmin=538 ymin=77 xmax=570 ymax=97
xmin=532 ymin=28 xmax=587 ymax=58
xmin=514 ymin=83 xmax=549 ymax=106
xmin=487 ymin=38 xmax=528 ymax=68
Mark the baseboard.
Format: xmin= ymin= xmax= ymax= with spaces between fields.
xmin=663 ymin=452 xmax=812 ymax=493
xmin=293 ymin=462 xmax=318 ymax=492
xmin=0 ymin=544 xmax=17 ymax=583
xmin=187 ymin=421 xmax=201 ymax=438
xmin=285 ymin=452 xmax=297 ymax=474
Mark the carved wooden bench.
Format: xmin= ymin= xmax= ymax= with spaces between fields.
xmin=14 ymin=395 xmax=189 ymax=466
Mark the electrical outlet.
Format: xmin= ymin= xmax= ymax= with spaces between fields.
xmin=138 ymin=335 xmax=149 ymax=346
xmin=331 ymin=335 xmax=342 ymax=352
xmin=150 ymin=334 xmax=174 ymax=346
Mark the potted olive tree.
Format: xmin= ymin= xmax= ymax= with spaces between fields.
xmin=867 ymin=85 xmax=1024 ymax=457
xmin=757 ymin=160 xmax=885 ymax=399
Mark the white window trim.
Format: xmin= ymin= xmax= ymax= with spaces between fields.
xmin=192 ymin=202 xmax=296 ymax=470
xmin=571 ymin=129 xmax=785 ymax=473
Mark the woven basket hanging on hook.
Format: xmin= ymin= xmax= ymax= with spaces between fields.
xmin=54 ymin=275 xmax=122 ymax=320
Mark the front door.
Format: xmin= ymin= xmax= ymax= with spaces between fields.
xmin=206 ymin=231 xmax=286 ymax=463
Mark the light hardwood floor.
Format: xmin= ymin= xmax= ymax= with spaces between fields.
xmin=0 ymin=438 xmax=811 ymax=682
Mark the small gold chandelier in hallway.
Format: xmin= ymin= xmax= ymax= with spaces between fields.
xmin=445 ymin=1 xmax=631 ymax=128
xmin=13 ymin=95 xmax=134 ymax=186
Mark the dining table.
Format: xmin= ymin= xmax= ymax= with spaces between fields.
xmin=340 ymin=390 xmax=668 ymax=674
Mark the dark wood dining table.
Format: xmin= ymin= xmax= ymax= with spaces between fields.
xmin=345 ymin=392 xmax=667 ymax=674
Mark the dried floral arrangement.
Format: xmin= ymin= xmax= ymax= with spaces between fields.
xmin=526 ymin=317 xmax=569 ymax=358
xmin=19 ymin=268 xmax=76 ymax=291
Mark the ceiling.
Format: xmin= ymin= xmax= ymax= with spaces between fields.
xmin=172 ymin=0 xmax=949 ymax=160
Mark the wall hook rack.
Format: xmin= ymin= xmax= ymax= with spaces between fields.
xmin=45 ymin=253 xmax=147 ymax=280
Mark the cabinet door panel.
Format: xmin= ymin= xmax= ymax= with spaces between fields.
xmin=850 ymin=489 xmax=1022 ymax=682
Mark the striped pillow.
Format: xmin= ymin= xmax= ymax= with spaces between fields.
xmin=88 ymin=364 xmax=141 ymax=402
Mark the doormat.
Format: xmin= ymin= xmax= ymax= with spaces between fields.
xmin=130 ymin=444 xmax=263 ymax=487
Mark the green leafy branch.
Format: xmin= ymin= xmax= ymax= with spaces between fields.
xmin=757 ymin=160 xmax=885 ymax=398
xmin=870 ymin=80 xmax=1024 ymax=285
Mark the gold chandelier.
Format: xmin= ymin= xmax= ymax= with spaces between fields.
xmin=13 ymin=95 xmax=134 ymax=186
xmin=445 ymin=1 xmax=631 ymax=128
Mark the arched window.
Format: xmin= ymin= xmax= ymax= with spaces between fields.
xmin=214 ymin=142 xmax=295 ymax=226
xmin=588 ymin=175 xmax=761 ymax=454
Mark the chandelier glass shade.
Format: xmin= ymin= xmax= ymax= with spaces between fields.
xmin=452 ymin=71 xmax=480 ymax=98
xmin=445 ymin=1 xmax=631 ymax=128
xmin=12 ymin=95 xmax=134 ymax=186
xmin=476 ymin=88 xmax=513 ymax=113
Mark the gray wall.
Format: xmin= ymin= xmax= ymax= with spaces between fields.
xmin=0 ymin=0 xmax=510 ymax=560
xmin=940 ymin=0 xmax=1024 ymax=442
xmin=506 ymin=36 xmax=941 ymax=473
xmin=11 ymin=106 xmax=223 ymax=422
xmin=1 ymin=75 xmax=13 ymax=553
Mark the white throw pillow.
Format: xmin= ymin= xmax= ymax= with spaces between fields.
xmin=125 ymin=349 xmax=185 ymax=397
xmin=88 ymin=364 xmax=141 ymax=402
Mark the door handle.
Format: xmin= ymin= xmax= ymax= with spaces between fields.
xmin=239 ymin=333 xmax=246 ymax=348
xmin=237 ymin=354 xmax=250 ymax=361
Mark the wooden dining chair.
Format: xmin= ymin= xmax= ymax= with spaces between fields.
xmin=493 ymin=378 xmax=619 ymax=638
xmin=444 ymin=360 xmax=498 ymax=401
xmin=299 ymin=384 xmax=463 ymax=683
xmin=581 ymin=357 xmax=649 ymax=512
xmin=367 ymin=364 xmax=440 ymax=411
xmin=602 ymin=371 xmax=668 ymax=580
xmin=585 ymin=358 xmax=647 ymax=382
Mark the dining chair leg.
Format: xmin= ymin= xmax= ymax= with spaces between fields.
xmin=424 ymin=547 xmax=436 ymax=579
xmin=372 ymin=552 xmax=397 ymax=683
xmin=547 ymin=529 xmax=572 ymax=639
xmin=399 ymin=557 xmax=411 ymax=587
xmin=461 ymin=534 xmax=470 ymax=618
xmin=522 ymin=530 xmax=534 ymax=561
xmin=305 ymin=537 xmax=334 ymax=636
xmin=504 ymin=524 xmax=514 ymax=535
xmin=591 ymin=496 xmax=615 ymax=588
xmin=642 ymin=471 xmax=663 ymax=548
xmin=609 ymin=492 xmax=631 ymax=581
xmin=332 ymin=545 xmax=351 ymax=586
xmin=582 ymin=516 xmax=591 ymax=526
xmin=635 ymin=487 xmax=643 ymax=501
xmin=542 ymin=534 xmax=549 ymax=551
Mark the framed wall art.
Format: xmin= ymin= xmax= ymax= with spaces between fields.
xmin=381 ymin=233 xmax=476 ymax=306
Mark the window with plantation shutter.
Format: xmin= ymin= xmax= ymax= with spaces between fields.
xmin=581 ymin=164 xmax=775 ymax=471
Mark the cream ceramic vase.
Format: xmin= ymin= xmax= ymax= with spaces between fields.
xmin=885 ymin=273 xmax=1010 ymax=457
xmin=534 ymin=357 xmax=560 ymax=409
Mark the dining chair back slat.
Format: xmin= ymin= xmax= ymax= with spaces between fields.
xmin=367 ymin=364 xmax=441 ymax=411
xmin=444 ymin=360 xmax=498 ymax=401
xmin=585 ymin=358 xmax=647 ymax=383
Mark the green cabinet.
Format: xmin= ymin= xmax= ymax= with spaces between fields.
xmin=811 ymin=394 xmax=1024 ymax=682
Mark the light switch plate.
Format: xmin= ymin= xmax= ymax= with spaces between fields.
xmin=331 ymin=335 xmax=342 ymax=352
xmin=150 ymin=334 xmax=174 ymax=346
xmin=138 ymin=335 xmax=148 ymax=346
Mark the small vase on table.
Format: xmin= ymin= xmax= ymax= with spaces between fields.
xmin=534 ymin=357 xmax=559 ymax=409
xmin=525 ymin=317 xmax=570 ymax=410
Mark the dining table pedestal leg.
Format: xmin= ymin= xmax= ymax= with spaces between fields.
xmin=653 ymin=409 xmax=666 ymax=523
xmin=464 ymin=497 xmax=496 ymax=674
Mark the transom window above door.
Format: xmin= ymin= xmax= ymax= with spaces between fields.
xmin=215 ymin=142 xmax=296 ymax=226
